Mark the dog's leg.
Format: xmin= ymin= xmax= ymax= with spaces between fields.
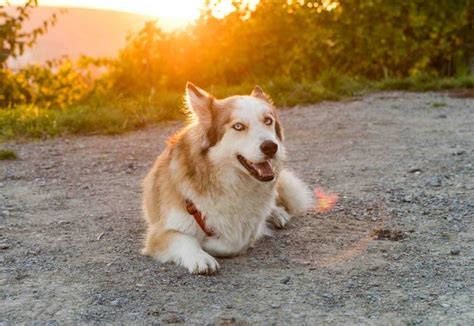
xmin=269 ymin=169 xmax=314 ymax=228
xmin=269 ymin=204 xmax=291 ymax=229
xmin=142 ymin=228 xmax=220 ymax=274
xmin=202 ymin=237 xmax=242 ymax=258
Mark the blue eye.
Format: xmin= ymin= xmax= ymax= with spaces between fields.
xmin=233 ymin=123 xmax=245 ymax=131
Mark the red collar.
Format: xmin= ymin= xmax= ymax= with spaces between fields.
xmin=185 ymin=200 xmax=215 ymax=237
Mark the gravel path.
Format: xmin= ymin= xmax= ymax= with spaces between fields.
xmin=1 ymin=91 xmax=473 ymax=324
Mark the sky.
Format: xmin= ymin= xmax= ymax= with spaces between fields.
xmin=5 ymin=1 xmax=262 ymax=24
xmin=7 ymin=0 xmax=207 ymax=23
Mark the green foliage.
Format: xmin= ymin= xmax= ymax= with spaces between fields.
xmin=0 ymin=91 xmax=183 ymax=140
xmin=1 ymin=74 xmax=472 ymax=140
xmin=0 ymin=0 xmax=473 ymax=140
xmin=0 ymin=149 xmax=18 ymax=160
xmin=0 ymin=56 xmax=109 ymax=109
xmin=109 ymin=0 xmax=473 ymax=95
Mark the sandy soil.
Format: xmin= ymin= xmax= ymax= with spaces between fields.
xmin=1 ymin=91 xmax=473 ymax=324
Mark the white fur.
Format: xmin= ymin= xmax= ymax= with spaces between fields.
xmin=270 ymin=205 xmax=291 ymax=229
xmin=146 ymin=90 xmax=313 ymax=274
xmin=277 ymin=169 xmax=314 ymax=215
xmin=164 ymin=208 xmax=202 ymax=239
xmin=158 ymin=233 xmax=219 ymax=274
xmin=209 ymin=97 xmax=286 ymax=166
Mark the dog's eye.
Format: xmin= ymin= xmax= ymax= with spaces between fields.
xmin=264 ymin=117 xmax=273 ymax=126
xmin=232 ymin=123 xmax=245 ymax=131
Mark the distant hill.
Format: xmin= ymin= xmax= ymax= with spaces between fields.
xmin=7 ymin=7 xmax=159 ymax=68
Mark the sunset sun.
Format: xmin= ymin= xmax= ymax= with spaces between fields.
xmin=126 ymin=0 xmax=205 ymax=22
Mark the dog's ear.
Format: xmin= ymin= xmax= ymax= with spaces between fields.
xmin=251 ymin=85 xmax=272 ymax=103
xmin=186 ymin=82 xmax=214 ymax=125
xmin=251 ymin=85 xmax=282 ymax=140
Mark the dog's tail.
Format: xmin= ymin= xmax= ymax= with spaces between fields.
xmin=276 ymin=169 xmax=314 ymax=215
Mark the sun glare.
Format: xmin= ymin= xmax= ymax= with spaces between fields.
xmin=9 ymin=0 xmax=261 ymax=28
xmin=9 ymin=0 xmax=263 ymax=28
xmin=135 ymin=0 xmax=205 ymax=22
xmin=8 ymin=0 xmax=203 ymax=25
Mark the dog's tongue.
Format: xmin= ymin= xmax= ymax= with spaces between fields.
xmin=253 ymin=161 xmax=274 ymax=177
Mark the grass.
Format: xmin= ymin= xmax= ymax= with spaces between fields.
xmin=0 ymin=149 xmax=18 ymax=160
xmin=375 ymin=74 xmax=474 ymax=91
xmin=1 ymin=74 xmax=472 ymax=141
xmin=0 ymin=93 xmax=183 ymax=140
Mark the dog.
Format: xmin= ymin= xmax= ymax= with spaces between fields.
xmin=141 ymin=82 xmax=313 ymax=274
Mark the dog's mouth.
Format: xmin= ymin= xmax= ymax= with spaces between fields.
xmin=237 ymin=155 xmax=275 ymax=182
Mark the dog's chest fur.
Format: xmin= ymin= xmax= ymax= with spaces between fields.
xmin=179 ymin=166 xmax=276 ymax=247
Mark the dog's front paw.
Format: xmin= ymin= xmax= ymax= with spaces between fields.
xmin=269 ymin=206 xmax=291 ymax=229
xmin=183 ymin=251 xmax=220 ymax=275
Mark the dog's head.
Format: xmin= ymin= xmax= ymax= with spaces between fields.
xmin=185 ymin=82 xmax=285 ymax=182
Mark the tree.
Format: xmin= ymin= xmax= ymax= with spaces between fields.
xmin=0 ymin=0 xmax=58 ymax=68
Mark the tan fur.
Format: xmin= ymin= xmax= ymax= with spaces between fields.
xmin=141 ymin=83 xmax=312 ymax=274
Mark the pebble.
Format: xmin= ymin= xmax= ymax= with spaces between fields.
xmin=452 ymin=150 xmax=465 ymax=156
xmin=162 ymin=314 xmax=184 ymax=323
xmin=219 ymin=316 xmax=236 ymax=323
xmin=280 ymin=276 xmax=291 ymax=284
xmin=271 ymin=303 xmax=281 ymax=309
xmin=147 ymin=309 xmax=160 ymax=316
xmin=428 ymin=176 xmax=442 ymax=187
xmin=0 ymin=243 xmax=10 ymax=250
xmin=450 ymin=247 xmax=461 ymax=256
xmin=440 ymin=303 xmax=450 ymax=308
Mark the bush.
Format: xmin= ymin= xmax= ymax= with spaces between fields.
xmin=0 ymin=57 xmax=108 ymax=109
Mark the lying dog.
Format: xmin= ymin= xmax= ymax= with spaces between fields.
xmin=142 ymin=83 xmax=313 ymax=274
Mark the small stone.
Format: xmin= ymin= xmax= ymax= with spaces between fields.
xmin=450 ymin=247 xmax=461 ymax=256
xmin=219 ymin=316 xmax=236 ymax=323
xmin=464 ymin=184 xmax=474 ymax=190
xmin=403 ymin=195 xmax=413 ymax=203
xmin=271 ymin=303 xmax=281 ymax=309
xmin=428 ymin=176 xmax=442 ymax=187
xmin=452 ymin=150 xmax=465 ymax=156
xmin=440 ymin=303 xmax=450 ymax=308
xmin=147 ymin=309 xmax=160 ymax=316
xmin=162 ymin=314 xmax=184 ymax=323
xmin=280 ymin=276 xmax=291 ymax=284
xmin=0 ymin=243 xmax=10 ymax=250
xmin=408 ymin=168 xmax=422 ymax=174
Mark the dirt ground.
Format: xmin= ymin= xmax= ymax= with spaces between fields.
xmin=1 ymin=91 xmax=473 ymax=324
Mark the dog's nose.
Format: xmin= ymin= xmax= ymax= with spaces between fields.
xmin=260 ymin=140 xmax=278 ymax=156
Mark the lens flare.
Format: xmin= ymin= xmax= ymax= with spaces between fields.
xmin=314 ymin=187 xmax=338 ymax=213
